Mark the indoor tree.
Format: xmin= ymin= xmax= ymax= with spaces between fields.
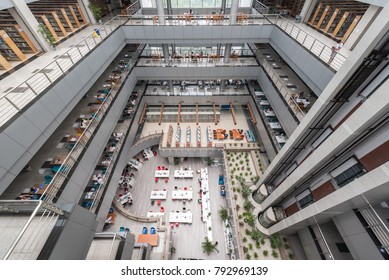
xmin=218 ymin=206 xmax=229 ymax=221
xmin=201 ymin=238 xmax=216 ymax=255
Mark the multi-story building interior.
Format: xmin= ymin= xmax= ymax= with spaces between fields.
xmin=0 ymin=0 xmax=388 ymax=260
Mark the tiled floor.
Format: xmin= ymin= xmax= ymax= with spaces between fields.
xmin=110 ymin=154 xmax=229 ymax=260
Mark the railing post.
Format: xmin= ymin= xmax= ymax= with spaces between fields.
xmin=55 ymin=60 xmax=65 ymax=74
xmin=42 ymin=71 xmax=53 ymax=84
xmin=25 ymin=82 xmax=38 ymax=96
xmin=4 ymin=96 xmax=21 ymax=111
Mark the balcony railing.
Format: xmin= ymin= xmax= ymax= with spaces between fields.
xmin=40 ymin=60 xmax=135 ymax=204
xmin=252 ymin=0 xmax=269 ymax=14
xmin=126 ymin=0 xmax=141 ymax=15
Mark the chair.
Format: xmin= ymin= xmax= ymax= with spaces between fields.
xmin=150 ymin=227 xmax=156 ymax=234
xmin=155 ymin=178 xmax=159 ymax=182
xmin=157 ymin=200 xmax=161 ymax=206
xmin=175 ymin=223 xmax=179 ymax=227
xmin=157 ymin=166 xmax=161 ymax=170
xmin=170 ymin=223 xmax=175 ymax=228
xmin=165 ymin=178 xmax=168 ymax=183
xmin=160 ymin=207 xmax=164 ymax=213
xmin=120 ymin=226 xmax=125 ymax=232
xmin=184 ymin=187 xmax=187 ymax=191
xmin=162 ymin=166 xmax=165 ymax=170
xmin=142 ymin=227 xmax=148 ymax=234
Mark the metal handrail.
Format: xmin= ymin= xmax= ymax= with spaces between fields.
xmin=40 ymin=60 xmax=135 ymax=204
xmin=252 ymin=0 xmax=269 ymax=14
xmin=126 ymin=0 xmax=141 ymax=15
xmin=260 ymin=58 xmax=306 ymax=120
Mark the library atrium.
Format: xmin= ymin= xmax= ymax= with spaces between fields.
xmin=0 ymin=0 xmax=388 ymax=260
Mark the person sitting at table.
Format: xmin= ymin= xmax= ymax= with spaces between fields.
xmin=16 ymin=194 xmax=39 ymax=200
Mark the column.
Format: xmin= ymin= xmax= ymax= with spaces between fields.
xmin=216 ymin=44 xmax=221 ymax=56
xmin=156 ymin=0 xmax=165 ymax=24
xmin=77 ymin=0 xmax=96 ymax=24
xmin=167 ymin=0 xmax=172 ymax=15
xmin=344 ymin=5 xmax=382 ymax=50
xmin=229 ymin=0 xmax=239 ymax=24
xmin=220 ymin=80 xmax=226 ymax=90
xmin=162 ymin=44 xmax=170 ymax=64
xmin=221 ymin=0 xmax=227 ymax=12
xmin=10 ymin=0 xmax=51 ymax=52
xmin=168 ymin=80 xmax=174 ymax=92
xmin=224 ymin=43 xmax=232 ymax=62
xmin=171 ymin=44 xmax=176 ymax=54
xmin=299 ymin=0 xmax=318 ymax=22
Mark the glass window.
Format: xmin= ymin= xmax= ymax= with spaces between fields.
xmin=191 ymin=0 xmax=202 ymax=7
xmin=240 ymin=0 xmax=252 ymax=7
xmin=334 ymin=163 xmax=365 ymax=187
xmin=298 ymin=193 xmax=314 ymax=209
xmin=141 ymin=0 xmax=154 ymax=8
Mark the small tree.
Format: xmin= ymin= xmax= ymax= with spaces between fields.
xmin=243 ymin=211 xmax=256 ymax=227
xmin=89 ymin=3 xmax=103 ymax=21
xmin=250 ymin=229 xmax=264 ymax=243
xmin=263 ymin=250 xmax=269 ymax=256
xmin=270 ymin=234 xmax=282 ymax=249
xmin=218 ymin=206 xmax=228 ymax=221
xmin=243 ymin=200 xmax=254 ymax=211
xmin=241 ymin=185 xmax=252 ymax=199
xmin=37 ymin=24 xmax=55 ymax=46
xmin=272 ymin=250 xmax=279 ymax=258
xmin=201 ymin=238 xmax=216 ymax=255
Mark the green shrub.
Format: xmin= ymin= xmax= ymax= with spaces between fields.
xmin=246 ymin=253 xmax=251 ymax=260
xmin=242 ymin=237 xmax=247 ymax=243
xmin=254 ymin=252 xmax=258 ymax=259
xmin=263 ymin=250 xmax=268 ymax=256
xmin=272 ymin=250 xmax=278 ymax=258
xmin=243 ymin=246 xmax=248 ymax=253
xmin=248 ymin=243 xmax=253 ymax=250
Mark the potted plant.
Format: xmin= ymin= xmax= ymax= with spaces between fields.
xmin=37 ymin=24 xmax=56 ymax=49
xmin=89 ymin=3 xmax=103 ymax=23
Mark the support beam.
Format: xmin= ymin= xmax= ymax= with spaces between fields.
xmin=178 ymin=102 xmax=181 ymax=125
xmin=15 ymin=25 xmax=38 ymax=53
xmin=332 ymin=12 xmax=349 ymax=37
xmin=309 ymin=3 xmax=322 ymax=25
xmin=138 ymin=103 xmax=148 ymax=125
xmin=159 ymin=103 xmax=164 ymax=125
xmin=76 ymin=4 xmax=87 ymax=25
xmin=230 ymin=102 xmax=237 ymax=125
xmin=299 ymin=0 xmax=318 ymax=22
xmin=196 ymin=103 xmax=199 ymax=125
xmin=342 ymin=16 xmax=361 ymax=42
xmin=0 ymin=54 xmax=12 ymax=70
xmin=69 ymin=5 xmax=81 ymax=28
xmin=316 ymin=5 xmax=330 ymax=29
xmin=77 ymin=0 xmax=96 ymax=24
xmin=0 ymin=30 xmax=27 ymax=61
xmin=213 ymin=103 xmax=217 ymax=125
xmin=61 ymin=8 xmax=75 ymax=32
xmin=247 ymin=103 xmax=257 ymax=125
xmin=323 ymin=8 xmax=339 ymax=33
xmin=224 ymin=43 xmax=232 ymax=62
xmin=41 ymin=15 xmax=59 ymax=42
xmin=156 ymin=0 xmax=165 ymax=24
xmin=52 ymin=12 xmax=68 ymax=36
xmin=10 ymin=0 xmax=50 ymax=52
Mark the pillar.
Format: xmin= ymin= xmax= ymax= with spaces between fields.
xmin=224 ymin=43 xmax=232 ymax=62
xmin=299 ymin=0 xmax=318 ymax=22
xmin=168 ymin=80 xmax=174 ymax=92
xmin=216 ymin=44 xmax=222 ymax=56
xmin=344 ymin=5 xmax=382 ymax=50
xmin=221 ymin=0 xmax=226 ymax=12
xmin=10 ymin=0 xmax=50 ymax=52
xmin=77 ymin=0 xmax=96 ymax=24
xmin=220 ymin=80 xmax=226 ymax=90
xmin=167 ymin=0 xmax=172 ymax=15
xmin=156 ymin=0 xmax=165 ymax=24
xmin=171 ymin=44 xmax=176 ymax=54
xmin=229 ymin=0 xmax=239 ymax=24
xmin=162 ymin=44 xmax=169 ymax=64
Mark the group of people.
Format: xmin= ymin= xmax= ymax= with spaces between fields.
xmin=328 ymin=39 xmax=344 ymax=64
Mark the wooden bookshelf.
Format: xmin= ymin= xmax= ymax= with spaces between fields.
xmin=307 ymin=0 xmax=368 ymax=41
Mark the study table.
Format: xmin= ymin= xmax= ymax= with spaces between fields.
xmin=169 ymin=212 xmax=193 ymax=224
xmin=150 ymin=190 xmax=167 ymax=200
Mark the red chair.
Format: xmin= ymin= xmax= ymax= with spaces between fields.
xmin=155 ymin=178 xmax=159 ymax=182
xmin=184 ymin=187 xmax=187 ymax=191
xmin=165 ymin=178 xmax=168 ymax=183
xmin=157 ymin=200 xmax=161 ymax=206
xmin=162 ymin=166 xmax=165 ymax=170
xmin=175 ymin=223 xmax=179 ymax=227
xmin=160 ymin=207 xmax=164 ymax=212
xmin=170 ymin=223 xmax=174 ymax=228
xmin=157 ymin=166 xmax=161 ymax=170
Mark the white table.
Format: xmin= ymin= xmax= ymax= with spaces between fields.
xmin=275 ymin=135 xmax=288 ymax=143
xmin=169 ymin=212 xmax=193 ymax=224
xmin=129 ymin=159 xmax=142 ymax=170
xmin=117 ymin=192 xmax=133 ymax=205
xmin=174 ymin=169 xmax=194 ymax=178
xmin=155 ymin=170 xmax=170 ymax=178
xmin=143 ymin=148 xmax=154 ymax=160
xmin=147 ymin=212 xmax=165 ymax=218
xmin=150 ymin=190 xmax=167 ymax=200
xmin=172 ymin=190 xmax=193 ymax=200
xmin=259 ymin=100 xmax=270 ymax=106
xmin=200 ymin=168 xmax=213 ymax=242
xmin=264 ymin=110 xmax=275 ymax=117
xmin=269 ymin=122 xmax=282 ymax=129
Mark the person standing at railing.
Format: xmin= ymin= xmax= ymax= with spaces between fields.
xmin=336 ymin=40 xmax=344 ymax=51
xmin=328 ymin=46 xmax=338 ymax=65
